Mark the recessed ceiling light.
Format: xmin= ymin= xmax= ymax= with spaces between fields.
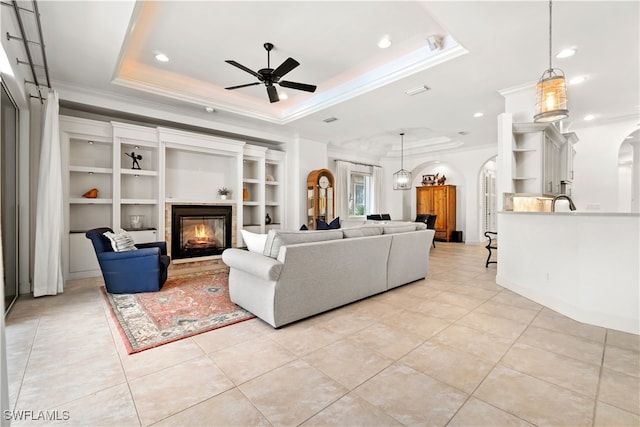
xmin=154 ymin=52 xmax=169 ymax=62
xmin=205 ymin=107 xmax=215 ymax=113
xmin=584 ymin=114 xmax=595 ymax=121
xmin=473 ymin=112 xmax=484 ymax=118
xmin=458 ymin=131 xmax=469 ymax=136
xmin=556 ymin=48 xmax=576 ymax=59
xmin=279 ymin=91 xmax=288 ymax=100
xmin=569 ymin=75 xmax=586 ymax=85
xmin=405 ymin=85 xmax=430 ymax=96
xmin=323 ymin=117 xmax=338 ymax=123
xmin=378 ymin=35 xmax=392 ymax=49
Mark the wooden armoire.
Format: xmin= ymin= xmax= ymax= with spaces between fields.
xmin=416 ymin=185 xmax=456 ymax=241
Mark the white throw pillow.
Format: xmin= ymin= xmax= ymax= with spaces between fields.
xmin=241 ymin=229 xmax=268 ymax=254
xmin=103 ymin=230 xmax=138 ymax=252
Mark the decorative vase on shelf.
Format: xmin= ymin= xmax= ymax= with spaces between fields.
xmin=265 ymin=213 xmax=272 ymax=225
xmin=220 ymin=194 xmax=227 ymax=200
xmin=243 ymin=188 xmax=249 ymax=201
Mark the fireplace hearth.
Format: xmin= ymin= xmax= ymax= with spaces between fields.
xmin=171 ymin=205 xmax=232 ymax=259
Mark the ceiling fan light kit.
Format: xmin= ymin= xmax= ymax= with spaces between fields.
xmin=225 ymin=42 xmax=317 ymax=103
xmin=534 ymin=0 xmax=569 ymax=123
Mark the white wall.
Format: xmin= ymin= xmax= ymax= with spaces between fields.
xmin=498 ymin=211 xmax=639 ymax=334
xmin=571 ymin=119 xmax=638 ymax=212
xmin=381 ymin=145 xmax=497 ymax=244
xmin=289 ymin=138 xmax=328 ymax=229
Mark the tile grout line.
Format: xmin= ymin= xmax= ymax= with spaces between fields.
xmin=443 ymin=300 xmax=545 ymax=426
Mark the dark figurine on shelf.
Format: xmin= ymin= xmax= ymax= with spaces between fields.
xmin=125 ymin=152 xmax=142 ymax=170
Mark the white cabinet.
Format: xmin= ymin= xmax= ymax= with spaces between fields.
xmin=265 ymin=149 xmax=285 ymax=232
xmin=560 ymin=132 xmax=578 ymax=183
xmin=240 ymin=147 xmax=285 ymax=244
xmin=113 ymin=122 xmax=160 ymax=232
xmin=512 ymin=123 xmax=565 ymax=195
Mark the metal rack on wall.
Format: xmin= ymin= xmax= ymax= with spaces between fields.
xmin=1 ymin=0 xmax=51 ymax=102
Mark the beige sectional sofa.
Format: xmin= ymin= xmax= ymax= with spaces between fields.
xmin=221 ymin=222 xmax=435 ymax=327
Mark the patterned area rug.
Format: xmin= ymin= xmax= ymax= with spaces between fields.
xmin=101 ymin=271 xmax=255 ymax=354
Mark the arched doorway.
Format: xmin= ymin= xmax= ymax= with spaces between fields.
xmin=479 ymin=157 xmax=498 ymax=235
xmin=618 ymin=130 xmax=638 ymax=212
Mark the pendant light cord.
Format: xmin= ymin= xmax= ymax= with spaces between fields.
xmin=400 ymin=133 xmax=405 ymax=169
xmin=548 ymin=0 xmax=553 ymax=71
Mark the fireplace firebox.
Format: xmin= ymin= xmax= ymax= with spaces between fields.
xmin=171 ymin=205 xmax=232 ymax=259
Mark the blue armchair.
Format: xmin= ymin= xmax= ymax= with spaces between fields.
xmin=85 ymin=227 xmax=171 ymax=294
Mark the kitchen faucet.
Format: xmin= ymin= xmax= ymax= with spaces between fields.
xmin=551 ymin=194 xmax=576 ymax=212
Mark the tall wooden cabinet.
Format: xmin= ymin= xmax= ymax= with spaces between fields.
xmin=416 ymin=185 xmax=456 ymax=241
xmin=306 ymin=169 xmax=335 ymax=229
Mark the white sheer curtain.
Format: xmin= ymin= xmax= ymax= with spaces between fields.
xmin=372 ymin=165 xmax=383 ymax=214
xmin=33 ymin=90 xmax=64 ymax=297
xmin=335 ymin=160 xmax=351 ymax=219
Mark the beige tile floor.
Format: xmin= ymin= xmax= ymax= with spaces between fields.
xmin=5 ymin=243 xmax=640 ymax=426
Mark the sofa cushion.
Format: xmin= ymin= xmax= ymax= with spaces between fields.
xmin=340 ymin=218 xmax=367 ymax=228
xmin=414 ymin=222 xmax=427 ymax=230
xmin=240 ymin=229 xmax=268 ymax=254
xmin=382 ymin=224 xmax=419 ymax=234
xmin=342 ymin=226 xmax=383 ymax=238
xmin=262 ymin=229 xmax=344 ymax=258
xmin=103 ymin=230 xmax=138 ymax=252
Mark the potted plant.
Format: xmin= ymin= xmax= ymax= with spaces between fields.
xmin=218 ymin=187 xmax=231 ymax=200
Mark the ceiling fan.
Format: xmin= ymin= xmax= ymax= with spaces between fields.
xmin=225 ymin=42 xmax=317 ymax=103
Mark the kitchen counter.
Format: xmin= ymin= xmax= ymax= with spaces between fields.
xmin=500 ymin=211 xmax=639 ymax=217
xmin=497 ymin=211 xmax=639 ymax=334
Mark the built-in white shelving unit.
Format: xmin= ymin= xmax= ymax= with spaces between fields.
xmin=61 ymin=116 xmax=285 ymax=280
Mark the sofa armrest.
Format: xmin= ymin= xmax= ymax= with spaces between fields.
xmin=135 ymin=241 xmax=167 ymax=255
xmin=222 ymin=248 xmax=283 ymax=281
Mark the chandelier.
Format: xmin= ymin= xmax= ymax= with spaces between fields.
xmin=393 ymin=133 xmax=411 ymax=190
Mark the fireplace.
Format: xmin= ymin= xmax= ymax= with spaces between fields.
xmin=171 ymin=205 xmax=232 ymax=259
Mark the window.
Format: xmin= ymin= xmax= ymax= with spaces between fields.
xmin=348 ymin=172 xmax=372 ymax=217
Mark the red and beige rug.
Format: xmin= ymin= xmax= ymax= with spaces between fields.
xmin=102 ymin=271 xmax=255 ymax=354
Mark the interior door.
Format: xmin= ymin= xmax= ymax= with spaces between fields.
xmin=1 ymin=82 xmax=18 ymax=314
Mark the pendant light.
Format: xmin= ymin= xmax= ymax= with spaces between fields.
xmin=393 ymin=132 xmax=411 ymax=190
xmin=534 ymin=0 xmax=569 ymax=123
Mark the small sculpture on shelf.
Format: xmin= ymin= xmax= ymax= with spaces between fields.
xmin=125 ymin=152 xmax=142 ymax=170
xmin=436 ymin=174 xmax=447 ymax=185
xmin=422 ymin=174 xmax=436 ymax=186
xmin=82 ymin=188 xmax=98 ymax=198
xmin=265 ymin=213 xmax=272 ymax=225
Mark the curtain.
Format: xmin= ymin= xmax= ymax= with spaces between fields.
xmin=372 ymin=165 xmax=383 ymax=214
xmin=335 ymin=160 xmax=351 ymax=218
xmin=33 ymin=90 xmax=64 ymax=297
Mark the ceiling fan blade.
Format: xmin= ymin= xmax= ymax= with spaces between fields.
xmin=225 ymin=82 xmax=261 ymax=90
xmin=279 ymin=80 xmax=317 ymax=93
xmin=267 ymin=85 xmax=279 ymax=103
xmin=272 ymin=57 xmax=299 ymax=79
xmin=225 ymin=60 xmax=262 ymax=79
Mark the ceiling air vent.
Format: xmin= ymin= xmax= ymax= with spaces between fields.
xmin=323 ymin=117 xmax=338 ymax=123
xmin=404 ymin=85 xmax=431 ymax=96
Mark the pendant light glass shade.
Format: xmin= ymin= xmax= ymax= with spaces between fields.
xmin=534 ymin=0 xmax=569 ymax=123
xmin=534 ymin=69 xmax=568 ymax=122
xmin=393 ymin=133 xmax=411 ymax=190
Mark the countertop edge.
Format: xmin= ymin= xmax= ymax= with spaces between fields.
xmin=499 ymin=211 xmax=640 ymax=217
